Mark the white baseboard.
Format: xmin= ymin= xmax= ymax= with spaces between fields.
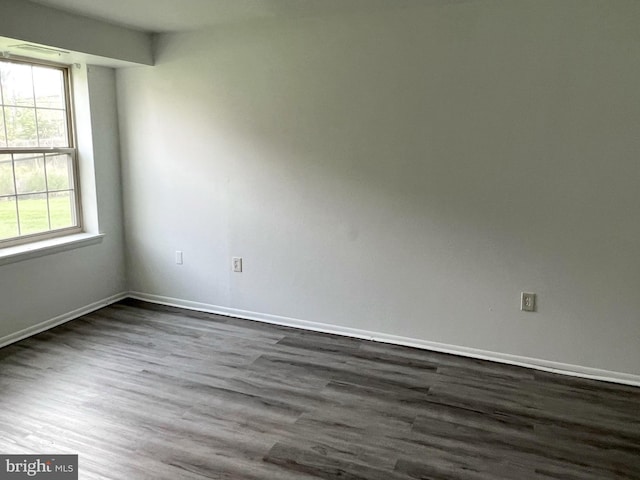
xmin=129 ymin=291 xmax=640 ymax=388
xmin=5 ymin=290 xmax=638 ymax=387
xmin=0 ymin=292 xmax=128 ymax=350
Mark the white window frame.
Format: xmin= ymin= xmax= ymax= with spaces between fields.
xmin=0 ymin=56 xmax=82 ymax=248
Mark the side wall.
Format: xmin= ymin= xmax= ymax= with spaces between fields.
xmin=0 ymin=66 xmax=127 ymax=341
xmin=118 ymin=1 xmax=640 ymax=376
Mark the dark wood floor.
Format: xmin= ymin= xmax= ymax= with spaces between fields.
xmin=0 ymin=299 xmax=639 ymax=479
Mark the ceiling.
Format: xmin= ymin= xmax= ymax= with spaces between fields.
xmin=28 ymin=0 xmax=437 ymax=33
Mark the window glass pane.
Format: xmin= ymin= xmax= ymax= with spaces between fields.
xmin=33 ymin=66 xmax=65 ymax=109
xmin=0 ymin=62 xmax=35 ymax=107
xmin=0 ymin=155 xmax=15 ymax=196
xmin=4 ymin=106 xmax=38 ymax=147
xmin=0 ymin=112 xmax=6 ymax=146
xmin=45 ymin=153 xmax=73 ymax=190
xmin=0 ymin=197 xmax=18 ymax=240
xmin=37 ymin=109 xmax=68 ymax=147
xmin=49 ymin=190 xmax=75 ymax=230
xmin=14 ymin=154 xmax=46 ymax=194
xmin=18 ymin=193 xmax=49 ymax=235
xmin=0 ymin=60 xmax=76 ymax=245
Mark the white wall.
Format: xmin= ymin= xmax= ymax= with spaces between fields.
xmin=118 ymin=0 xmax=640 ymax=376
xmin=0 ymin=66 xmax=127 ymax=339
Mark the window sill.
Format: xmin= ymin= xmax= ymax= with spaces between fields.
xmin=0 ymin=233 xmax=104 ymax=267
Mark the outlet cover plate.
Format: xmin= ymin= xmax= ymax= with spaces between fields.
xmin=232 ymin=257 xmax=243 ymax=273
xmin=521 ymin=292 xmax=536 ymax=312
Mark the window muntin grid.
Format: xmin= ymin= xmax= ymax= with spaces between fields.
xmin=0 ymin=58 xmax=80 ymax=247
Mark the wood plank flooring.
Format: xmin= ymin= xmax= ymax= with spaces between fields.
xmin=0 ymin=299 xmax=639 ymax=479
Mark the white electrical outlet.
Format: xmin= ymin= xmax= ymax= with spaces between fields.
xmin=175 ymin=251 xmax=183 ymax=265
xmin=232 ymin=257 xmax=243 ymax=273
xmin=521 ymin=292 xmax=536 ymax=312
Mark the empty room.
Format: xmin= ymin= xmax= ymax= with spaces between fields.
xmin=0 ymin=0 xmax=639 ymax=478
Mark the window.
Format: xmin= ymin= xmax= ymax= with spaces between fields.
xmin=0 ymin=57 xmax=80 ymax=247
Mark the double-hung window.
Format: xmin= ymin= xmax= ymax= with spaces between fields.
xmin=0 ymin=57 xmax=80 ymax=247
